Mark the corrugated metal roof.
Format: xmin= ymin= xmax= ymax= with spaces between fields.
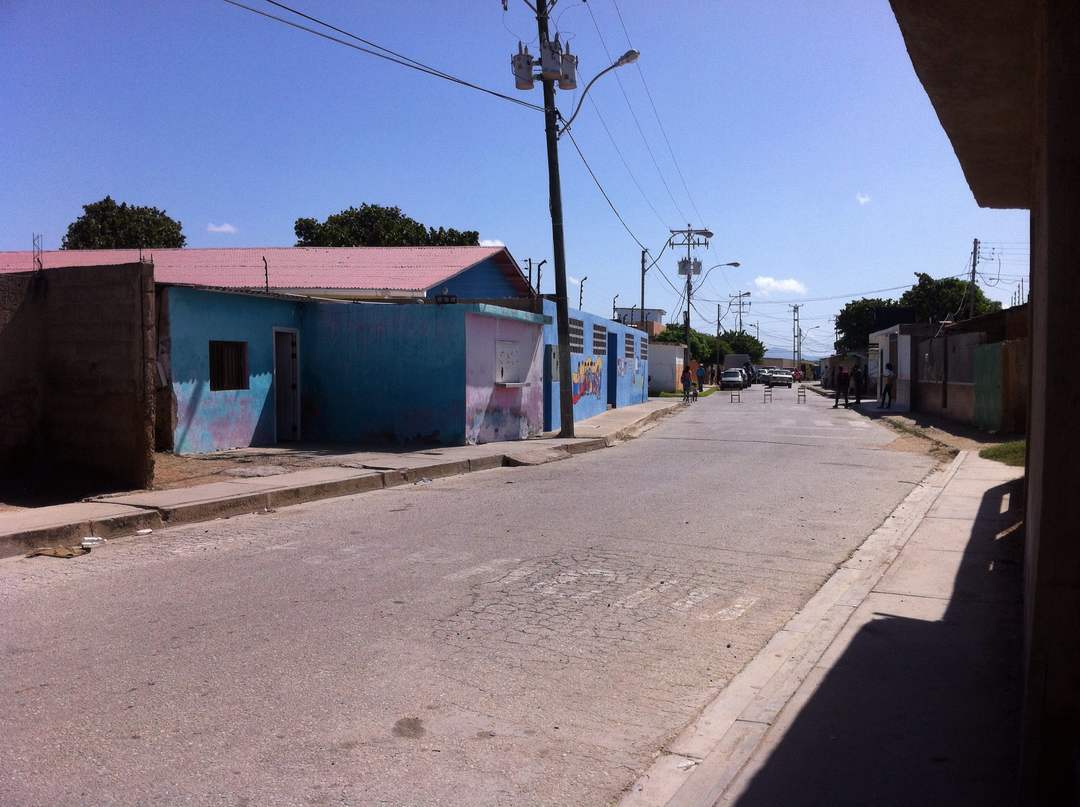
xmin=0 ymin=246 xmax=524 ymax=295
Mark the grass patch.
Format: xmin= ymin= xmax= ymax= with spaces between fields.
xmin=658 ymin=386 xmax=720 ymax=398
xmin=979 ymin=440 xmax=1026 ymax=467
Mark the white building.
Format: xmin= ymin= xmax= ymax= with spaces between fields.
xmin=647 ymin=342 xmax=685 ymax=394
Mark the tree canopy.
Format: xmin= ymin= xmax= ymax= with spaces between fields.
xmin=61 ymin=196 xmax=186 ymax=249
xmin=653 ymin=324 xmax=765 ymax=365
xmin=720 ymin=330 xmax=766 ymax=363
xmin=899 ymin=272 xmax=1000 ymax=323
xmin=294 ymin=204 xmax=479 ymax=247
xmin=835 ymin=274 xmax=1002 ymax=352
xmin=834 ymin=297 xmax=898 ymax=353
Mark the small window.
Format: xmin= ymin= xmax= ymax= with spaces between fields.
xmin=624 ymin=332 xmax=635 ymax=358
xmin=640 ymin=337 xmax=648 ymax=360
xmin=592 ymin=324 xmax=608 ymax=355
xmin=209 ymin=341 xmax=248 ymax=391
xmin=568 ymin=318 xmax=585 ymax=354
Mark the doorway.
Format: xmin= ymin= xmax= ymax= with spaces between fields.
xmin=274 ymin=329 xmax=300 ymax=442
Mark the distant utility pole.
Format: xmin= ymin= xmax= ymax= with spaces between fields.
xmin=969 ymin=237 xmax=980 ymax=319
xmin=754 ymin=321 xmax=759 ymax=341
xmin=730 ymin=291 xmax=751 ymax=332
xmin=791 ymin=304 xmax=802 ymax=370
xmin=671 ymin=224 xmax=713 ymax=368
xmin=716 ymin=303 xmax=722 ymax=370
xmin=640 ymin=249 xmax=648 ymax=330
xmin=579 ymin=276 xmax=587 ymax=309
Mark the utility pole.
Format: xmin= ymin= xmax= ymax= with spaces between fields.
xmin=730 ymin=291 xmax=751 ymax=332
xmin=670 ymin=225 xmax=712 ymax=369
xmin=640 ymin=248 xmax=647 ymax=330
xmin=579 ymin=276 xmax=586 ymax=310
xmin=754 ymin=321 xmax=759 ymax=341
xmin=534 ymin=0 xmax=574 ymax=436
xmin=716 ymin=303 xmax=722 ymax=373
xmin=791 ymin=304 xmax=802 ymax=371
xmin=969 ymin=237 xmax=980 ymax=319
xmin=612 ymin=293 xmax=619 ymax=320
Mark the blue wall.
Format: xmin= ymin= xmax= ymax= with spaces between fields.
xmin=301 ymin=303 xmax=467 ymax=445
xmin=427 ymin=256 xmax=524 ymax=300
xmin=168 ymin=288 xmax=303 ymax=455
xmin=541 ymin=300 xmax=647 ymax=431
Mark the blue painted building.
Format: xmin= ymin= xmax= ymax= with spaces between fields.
xmin=541 ymin=299 xmax=648 ymax=432
xmin=163 ymin=287 xmax=547 ymax=454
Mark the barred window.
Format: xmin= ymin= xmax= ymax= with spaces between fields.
xmin=624 ymin=332 xmax=635 ymax=358
xmin=568 ymin=318 xmax=585 ymax=354
xmin=209 ymin=341 xmax=248 ymax=391
xmin=640 ymin=337 xmax=648 ymax=360
xmin=592 ymin=324 xmax=608 ymax=355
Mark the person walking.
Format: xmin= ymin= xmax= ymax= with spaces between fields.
xmin=833 ymin=366 xmax=849 ymax=409
xmin=880 ymin=362 xmax=895 ymax=409
xmin=696 ymin=364 xmax=706 ymax=392
xmin=681 ymin=366 xmax=694 ymax=403
xmin=851 ymin=362 xmax=863 ymax=406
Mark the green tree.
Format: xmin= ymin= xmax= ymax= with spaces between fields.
xmin=294 ymin=204 xmax=479 ymax=247
xmin=899 ymin=272 xmax=1000 ymax=322
xmin=835 ymin=297 xmax=899 ymax=353
xmin=720 ymin=330 xmax=766 ymax=363
xmin=61 ymin=196 xmax=185 ymax=249
xmin=654 ymin=324 xmax=729 ymax=365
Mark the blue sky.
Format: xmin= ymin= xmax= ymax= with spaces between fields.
xmin=1 ymin=0 xmax=1030 ymax=356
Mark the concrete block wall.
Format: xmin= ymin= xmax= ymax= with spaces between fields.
xmin=0 ymin=264 xmax=155 ymax=489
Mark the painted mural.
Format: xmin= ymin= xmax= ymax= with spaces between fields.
xmin=572 ymin=357 xmax=604 ymax=404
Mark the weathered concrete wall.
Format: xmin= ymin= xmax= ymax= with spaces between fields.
xmin=464 ymin=312 xmax=543 ymax=443
xmin=607 ymin=329 xmax=648 ymax=408
xmin=167 ymin=287 xmax=303 ymax=455
xmin=0 ymin=264 xmax=154 ymax=489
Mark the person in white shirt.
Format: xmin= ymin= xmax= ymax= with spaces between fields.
xmin=880 ymin=362 xmax=895 ymax=409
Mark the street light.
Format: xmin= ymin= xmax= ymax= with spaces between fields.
xmin=512 ymin=4 xmax=639 ymax=438
xmin=611 ymin=293 xmax=619 ymax=320
xmin=558 ymin=49 xmax=639 ymax=133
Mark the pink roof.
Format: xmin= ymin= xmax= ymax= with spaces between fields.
xmin=0 ymin=246 xmax=527 ymax=296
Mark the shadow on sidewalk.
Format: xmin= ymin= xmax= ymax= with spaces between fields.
xmin=732 ymin=477 xmax=1025 ymax=807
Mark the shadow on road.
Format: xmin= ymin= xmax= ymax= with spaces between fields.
xmin=732 ymin=477 xmax=1025 ymax=807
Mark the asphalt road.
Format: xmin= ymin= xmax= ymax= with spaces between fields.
xmin=0 ymin=389 xmax=935 ymax=806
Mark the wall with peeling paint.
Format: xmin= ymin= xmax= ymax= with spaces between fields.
xmin=168 ymin=287 xmax=302 ymax=455
xmin=464 ymin=313 xmax=543 ymax=444
xmin=608 ymin=329 xmax=649 ymax=409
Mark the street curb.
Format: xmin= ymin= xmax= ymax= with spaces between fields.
xmin=2 ymin=404 xmax=685 ymax=557
xmin=618 ymin=451 xmax=968 ymax=807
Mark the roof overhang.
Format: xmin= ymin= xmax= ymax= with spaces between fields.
xmin=890 ymin=1 xmax=1037 ymax=209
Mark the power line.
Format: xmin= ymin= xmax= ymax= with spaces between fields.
xmin=582 ymin=0 xmax=688 ymax=222
xmin=610 ymin=0 xmax=705 ymax=226
xmin=587 ymin=97 xmax=671 ymax=229
xmin=222 ymin=0 xmax=545 ymax=112
xmin=563 ymin=128 xmax=645 ymax=250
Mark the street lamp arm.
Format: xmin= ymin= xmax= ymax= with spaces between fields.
xmin=557 ymin=49 xmax=639 ymax=136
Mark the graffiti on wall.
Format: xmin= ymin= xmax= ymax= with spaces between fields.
xmin=618 ymin=357 xmax=645 ymax=390
xmin=572 ymin=357 xmax=603 ymax=404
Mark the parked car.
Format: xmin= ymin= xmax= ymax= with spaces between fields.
xmin=720 ymin=369 xmax=745 ymax=390
xmin=757 ymin=368 xmax=772 ymax=385
xmin=767 ymin=370 xmax=794 ymax=388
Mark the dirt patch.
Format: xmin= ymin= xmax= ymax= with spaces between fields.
xmin=151 ymin=453 xmax=250 ymax=489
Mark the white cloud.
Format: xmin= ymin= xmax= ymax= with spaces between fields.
xmin=207 ymin=222 xmax=238 ymax=234
xmin=855 ymin=192 xmax=871 ymax=205
xmin=755 ymin=276 xmax=807 ymax=296
xmin=479 ymin=238 xmax=505 ymax=247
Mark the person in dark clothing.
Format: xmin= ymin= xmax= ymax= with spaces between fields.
xmin=880 ymin=362 xmax=895 ymax=409
xmin=696 ymin=364 xmax=706 ymax=392
xmin=851 ymin=362 xmax=863 ymax=406
xmin=833 ymin=366 xmax=849 ymax=408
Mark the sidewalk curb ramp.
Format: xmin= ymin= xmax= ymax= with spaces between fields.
xmin=617 ymin=451 xmax=967 ymax=807
xmin=1 ymin=403 xmax=679 ymax=559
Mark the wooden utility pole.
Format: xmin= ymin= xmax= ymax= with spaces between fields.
xmin=969 ymin=237 xmax=980 ymax=319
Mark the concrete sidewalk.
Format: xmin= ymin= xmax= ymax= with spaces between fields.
xmin=0 ymin=399 xmax=679 ymax=558
xmin=621 ymin=450 xmax=1025 ymax=806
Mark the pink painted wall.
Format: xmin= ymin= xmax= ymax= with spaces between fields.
xmin=464 ymin=313 xmax=543 ymax=444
